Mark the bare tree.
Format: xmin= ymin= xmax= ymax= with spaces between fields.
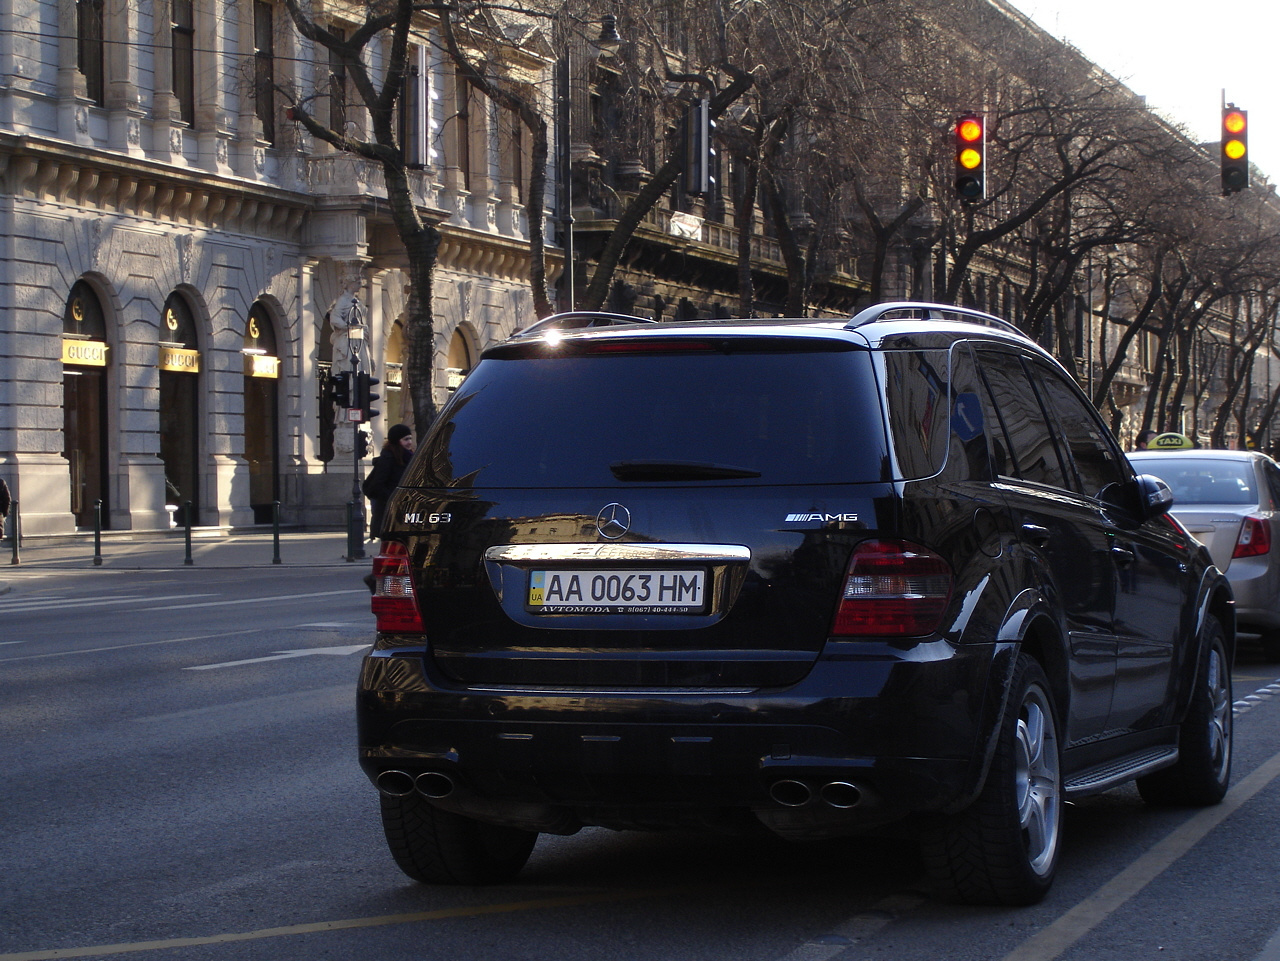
xmin=280 ymin=0 xmax=442 ymax=429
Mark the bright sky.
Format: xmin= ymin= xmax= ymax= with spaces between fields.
xmin=1007 ymin=1 xmax=1280 ymax=181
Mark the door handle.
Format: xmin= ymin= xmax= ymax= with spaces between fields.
xmin=1111 ymin=545 xmax=1135 ymax=567
xmin=1021 ymin=523 xmax=1050 ymax=547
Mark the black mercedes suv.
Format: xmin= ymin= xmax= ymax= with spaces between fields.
xmin=358 ymin=302 xmax=1234 ymax=905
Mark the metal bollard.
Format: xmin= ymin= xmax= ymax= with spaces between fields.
xmin=346 ymin=500 xmax=360 ymax=562
xmin=272 ymin=500 xmax=282 ymax=564
xmin=183 ymin=501 xmax=194 ymax=566
xmin=93 ymin=499 xmax=103 ymax=566
xmin=7 ymin=498 xmax=17 ymax=566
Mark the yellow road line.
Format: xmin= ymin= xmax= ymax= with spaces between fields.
xmin=1001 ymin=746 xmax=1280 ymax=961
xmin=0 ymin=887 xmax=672 ymax=961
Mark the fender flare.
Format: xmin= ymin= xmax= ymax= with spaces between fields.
xmin=946 ymin=587 xmax=1064 ymax=813
xmin=1177 ymin=567 xmax=1235 ymax=721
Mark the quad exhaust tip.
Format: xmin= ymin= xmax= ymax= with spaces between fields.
xmin=769 ymin=779 xmax=863 ymax=809
xmin=375 ymin=769 xmax=457 ymax=800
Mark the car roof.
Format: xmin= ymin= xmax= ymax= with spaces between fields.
xmin=501 ymin=303 xmax=1046 ymax=355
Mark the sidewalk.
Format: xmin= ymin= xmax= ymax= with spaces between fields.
xmin=0 ymin=527 xmax=371 ymax=587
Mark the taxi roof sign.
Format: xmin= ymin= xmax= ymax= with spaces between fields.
xmin=1152 ymin=432 xmax=1194 ymax=450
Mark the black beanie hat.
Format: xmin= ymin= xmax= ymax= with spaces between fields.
xmin=388 ymin=424 xmax=412 ymax=443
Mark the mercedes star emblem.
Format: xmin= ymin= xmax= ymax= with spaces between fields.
xmin=596 ymin=503 xmax=631 ymax=540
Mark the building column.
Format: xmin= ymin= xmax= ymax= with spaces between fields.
xmin=196 ymin=0 xmax=234 ymax=174
xmin=55 ymin=0 xmax=93 ymax=144
xmin=104 ymin=0 xmax=145 ymax=156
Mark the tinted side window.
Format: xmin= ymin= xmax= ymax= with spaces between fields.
xmin=975 ymin=348 xmax=1070 ymax=489
xmin=948 ymin=343 xmax=993 ymax=482
xmin=882 ymin=349 xmax=950 ymax=479
xmin=883 ymin=344 xmax=993 ymax=482
xmin=1031 ymin=361 xmax=1127 ymax=499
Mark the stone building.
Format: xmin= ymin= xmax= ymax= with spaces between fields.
xmin=0 ymin=0 xmax=541 ymax=534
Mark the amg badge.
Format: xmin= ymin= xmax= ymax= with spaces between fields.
xmin=785 ymin=512 xmax=859 ymax=523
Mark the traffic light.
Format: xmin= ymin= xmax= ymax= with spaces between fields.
xmin=1222 ymin=105 xmax=1249 ymax=194
xmin=355 ymin=429 xmax=371 ymax=459
xmin=355 ymin=371 xmax=381 ymax=422
xmin=955 ymin=112 xmax=985 ymax=203
xmin=685 ymin=98 xmax=716 ymax=196
xmin=329 ymin=370 xmax=351 ymax=408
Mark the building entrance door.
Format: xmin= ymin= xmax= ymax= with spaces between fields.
xmin=62 ymin=281 xmax=111 ymax=529
xmin=243 ymin=303 xmax=280 ymax=524
xmin=63 ymin=368 xmax=107 ymax=527
xmin=159 ymin=369 xmax=199 ymax=526
xmin=159 ymin=292 xmax=202 ymax=527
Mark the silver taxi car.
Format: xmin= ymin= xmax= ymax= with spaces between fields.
xmin=1130 ymin=448 xmax=1280 ymax=658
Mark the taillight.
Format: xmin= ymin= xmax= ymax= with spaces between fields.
xmin=1233 ymin=516 xmax=1272 ymax=558
xmin=831 ymin=539 xmax=953 ymax=637
xmin=370 ymin=541 xmax=425 ymax=633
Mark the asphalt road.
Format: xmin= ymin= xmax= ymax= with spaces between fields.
xmin=4 ymin=557 xmax=1280 ymax=961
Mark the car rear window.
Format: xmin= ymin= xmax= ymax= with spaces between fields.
xmin=1136 ymin=458 xmax=1258 ymax=505
xmin=413 ymin=346 xmax=889 ymax=488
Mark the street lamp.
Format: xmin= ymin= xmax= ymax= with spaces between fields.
xmin=557 ymin=14 xmax=622 ymax=311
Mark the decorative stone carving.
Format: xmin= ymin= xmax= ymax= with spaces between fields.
xmin=90 ymin=219 xmax=104 ymax=268
xmin=458 ymin=280 xmax=472 ymax=322
xmin=177 ymin=234 xmax=193 ymax=283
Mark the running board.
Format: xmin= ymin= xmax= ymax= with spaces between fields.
xmin=1064 ymin=746 xmax=1179 ymax=796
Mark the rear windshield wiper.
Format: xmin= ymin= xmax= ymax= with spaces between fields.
xmin=609 ymin=460 xmax=762 ymax=481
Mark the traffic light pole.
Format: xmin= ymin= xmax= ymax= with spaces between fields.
xmin=346 ymin=301 xmax=367 ymax=562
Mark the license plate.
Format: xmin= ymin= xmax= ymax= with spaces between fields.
xmin=527 ymin=569 xmax=706 ymax=614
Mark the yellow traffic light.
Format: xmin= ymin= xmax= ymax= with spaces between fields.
xmin=955 ymin=113 xmax=985 ymax=202
xmin=1222 ymin=106 xmax=1249 ymax=194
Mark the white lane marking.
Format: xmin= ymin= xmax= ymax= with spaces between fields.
xmin=773 ymin=894 xmax=926 ymax=961
xmin=141 ymin=589 xmax=367 ymax=611
xmin=0 ymin=594 xmax=216 ymax=613
xmin=1000 ymin=746 xmax=1280 ymax=961
xmin=185 ymin=644 xmax=370 ymax=670
xmin=0 ymin=629 xmax=264 ymax=662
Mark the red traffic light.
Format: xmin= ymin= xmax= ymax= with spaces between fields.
xmin=1222 ymin=106 xmax=1249 ymax=194
xmin=955 ymin=113 xmax=985 ymax=203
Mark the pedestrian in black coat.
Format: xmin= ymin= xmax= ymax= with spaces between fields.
xmin=363 ymin=424 xmax=414 ymax=540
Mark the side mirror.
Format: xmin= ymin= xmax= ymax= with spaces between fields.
xmin=1134 ymin=473 xmax=1174 ymax=520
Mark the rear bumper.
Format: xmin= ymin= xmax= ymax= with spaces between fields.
xmin=357 ymin=638 xmax=1006 ymax=839
xmin=1227 ymin=557 xmax=1280 ymax=632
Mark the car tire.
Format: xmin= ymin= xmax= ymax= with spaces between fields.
xmin=1137 ymin=617 xmax=1232 ymax=807
xmin=922 ymin=653 xmax=1062 ymax=906
xmin=380 ymin=792 xmax=538 ymax=884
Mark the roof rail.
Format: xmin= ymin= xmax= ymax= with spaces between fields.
xmin=845 ymin=301 xmax=1026 ymax=338
xmin=514 ymin=311 xmax=658 ymax=337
